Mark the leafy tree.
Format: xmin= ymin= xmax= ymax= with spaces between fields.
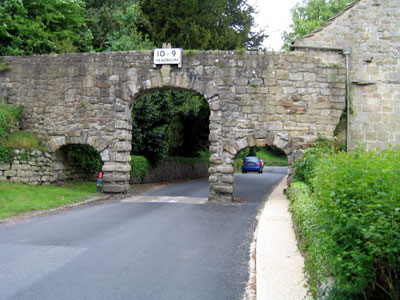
xmin=0 ymin=0 xmax=92 ymax=55
xmin=137 ymin=0 xmax=265 ymax=50
xmin=131 ymin=90 xmax=209 ymax=163
xmin=282 ymin=0 xmax=355 ymax=49
xmin=104 ymin=4 xmax=154 ymax=51
xmin=85 ymin=0 xmax=153 ymax=51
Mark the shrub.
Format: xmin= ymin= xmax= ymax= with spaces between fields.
xmin=293 ymin=134 xmax=336 ymax=186
xmin=61 ymin=144 xmax=103 ymax=179
xmin=0 ymin=103 xmax=23 ymax=141
xmin=310 ymin=146 xmax=400 ymax=299
xmin=130 ymin=155 xmax=149 ymax=183
xmin=0 ymin=145 xmax=14 ymax=163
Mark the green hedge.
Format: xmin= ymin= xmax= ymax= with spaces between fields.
xmin=289 ymin=146 xmax=400 ymax=299
xmin=130 ymin=155 xmax=149 ymax=183
xmin=293 ymin=134 xmax=336 ymax=186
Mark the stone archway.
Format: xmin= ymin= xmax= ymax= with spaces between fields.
xmin=120 ymin=65 xmax=224 ymax=200
xmin=0 ymin=50 xmax=347 ymax=201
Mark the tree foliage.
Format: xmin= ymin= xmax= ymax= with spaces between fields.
xmin=85 ymin=0 xmax=153 ymax=52
xmin=282 ymin=0 xmax=355 ymax=49
xmin=0 ymin=0 xmax=92 ymax=55
xmin=137 ymin=0 xmax=265 ymax=50
xmin=131 ymin=90 xmax=209 ymax=163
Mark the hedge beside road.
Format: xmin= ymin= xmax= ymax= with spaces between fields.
xmin=288 ymin=143 xmax=400 ymax=300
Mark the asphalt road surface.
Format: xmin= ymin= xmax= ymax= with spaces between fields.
xmin=0 ymin=167 xmax=287 ymax=300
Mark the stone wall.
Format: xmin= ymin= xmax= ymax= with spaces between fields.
xmin=0 ymin=50 xmax=346 ymax=201
xmin=130 ymin=159 xmax=208 ymax=184
xmin=293 ymin=0 xmax=400 ymax=150
xmin=0 ymin=150 xmax=54 ymax=184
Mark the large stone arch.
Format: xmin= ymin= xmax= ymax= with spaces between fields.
xmin=0 ymin=50 xmax=347 ymax=201
xmin=111 ymin=63 xmax=227 ymax=199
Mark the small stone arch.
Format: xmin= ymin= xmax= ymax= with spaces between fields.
xmin=52 ymin=142 xmax=105 ymax=186
xmin=216 ymin=133 xmax=295 ymax=201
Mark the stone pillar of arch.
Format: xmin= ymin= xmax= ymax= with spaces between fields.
xmin=101 ymin=99 xmax=132 ymax=194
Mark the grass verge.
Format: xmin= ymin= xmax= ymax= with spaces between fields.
xmin=0 ymin=181 xmax=97 ymax=219
xmin=256 ymin=149 xmax=288 ymax=165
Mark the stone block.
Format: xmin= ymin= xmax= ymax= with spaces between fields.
xmin=255 ymin=139 xmax=266 ymax=147
xmin=103 ymin=184 xmax=127 ymax=193
xmin=216 ymin=165 xmax=234 ymax=174
xmin=275 ymin=70 xmax=289 ymax=80
xmin=247 ymin=135 xmax=256 ymax=147
xmin=0 ymin=163 xmax=11 ymax=171
xmin=103 ymin=173 xmax=130 ymax=182
xmin=116 ymin=142 xmax=132 ymax=152
xmin=4 ymin=170 xmax=16 ymax=177
xmin=222 ymin=175 xmax=235 ymax=184
xmin=209 ymin=176 xmax=218 ymax=183
xmin=223 ymin=144 xmax=237 ymax=155
xmin=209 ymin=157 xmax=222 ymax=164
xmin=213 ymin=185 xmax=234 ymax=194
xmin=289 ymin=73 xmax=303 ymax=81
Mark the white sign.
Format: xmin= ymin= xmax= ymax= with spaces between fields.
xmin=154 ymin=48 xmax=182 ymax=67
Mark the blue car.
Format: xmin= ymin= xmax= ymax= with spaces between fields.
xmin=242 ymin=156 xmax=263 ymax=174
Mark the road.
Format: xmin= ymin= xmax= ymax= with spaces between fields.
xmin=0 ymin=167 xmax=287 ymax=300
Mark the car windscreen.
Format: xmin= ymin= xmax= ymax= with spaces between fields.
xmin=244 ymin=157 xmax=259 ymax=162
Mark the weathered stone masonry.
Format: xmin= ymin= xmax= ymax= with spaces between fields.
xmin=293 ymin=0 xmax=400 ymax=150
xmin=0 ymin=50 xmax=346 ymax=201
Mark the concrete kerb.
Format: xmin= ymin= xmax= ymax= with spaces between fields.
xmin=255 ymin=176 xmax=311 ymax=300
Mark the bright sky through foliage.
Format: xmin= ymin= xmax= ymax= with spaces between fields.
xmin=249 ymin=0 xmax=300 ymax=50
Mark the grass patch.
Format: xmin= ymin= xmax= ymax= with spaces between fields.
xmin=2 ymin=130 xmax=47 ymax=151
xmin=0 ymin=180 xmax=97 ymax=219
xmin=256 ymin=148 xmax=288 ymax=166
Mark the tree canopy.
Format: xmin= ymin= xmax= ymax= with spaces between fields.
xmin=0 ymin=0 xmax=266 ymax=54
xmin=0 ymin=0 xmax=92 ymax=55
xmin=85 ymin=0 xmax=153 ymax=52
xmin=138 ymin=0 xmax=266 ymax=50
xmin=282 ymin=0 xmax=355 ymax=49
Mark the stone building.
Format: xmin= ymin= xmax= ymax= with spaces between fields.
xmin=292 ymin=0 xmax=400 ymax=150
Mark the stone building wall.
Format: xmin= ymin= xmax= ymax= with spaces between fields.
xmin=0 ymin=50 xmax=346 ymax=201
xmin=293 ymin=0 xmax=400 ymax=150
xmin=0 ymin=150 xmax=54 ymax=184
xmin=130 ymin=159 xmax=208 ymax=184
